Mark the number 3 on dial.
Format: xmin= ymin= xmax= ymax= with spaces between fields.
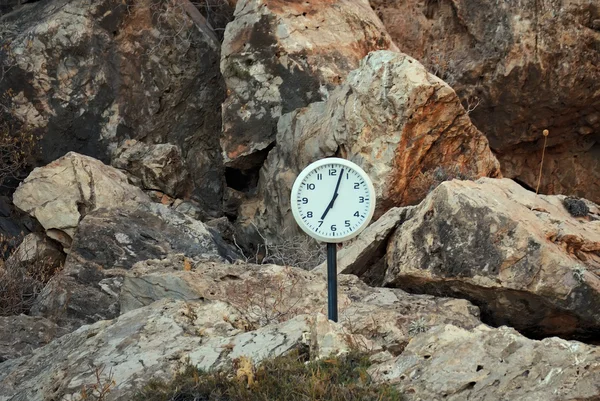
xmin=290 ymin=158 xmax=376 ymax=243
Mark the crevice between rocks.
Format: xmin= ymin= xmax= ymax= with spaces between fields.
xmin=385 ymin=276 xmax=600 ymax=345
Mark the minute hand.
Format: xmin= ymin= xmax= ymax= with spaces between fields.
xmin=320 ymin=168 xmax=344 ymax=220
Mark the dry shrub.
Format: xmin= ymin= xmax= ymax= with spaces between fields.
xmin=0 ymin=120 xmax=39 ymax=188
xmin=235 ymin=226 xmax=326 ymax=270
xmin=0 ymin=234 xmax=63 ymax=316
xmin=71 ymin=365 xmax=116 ymax=401
xmin=225 ymin=267 xmax=305 ymax=330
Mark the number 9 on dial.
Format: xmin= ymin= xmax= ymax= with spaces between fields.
xmin=290 ymin=158 xmax=376 ymax=243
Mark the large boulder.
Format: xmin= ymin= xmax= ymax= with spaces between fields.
xmin=0 ymin=0 xmax=225 ymax=215
xmin=30 ymin=203 xmax=238 ymax=332
xmin=370 ymin=0 xmax=600 ymax=202
xmin=0 ymin=299 xmax=368 ymax=401
xmin=120 ymin=259 xmax=481 ymax=350
xmin=384 ymin=178 xmax=600 ymax=340
xmin=370 ymin=324 xmax=600 ymax=401
xmin=239 ymin=51 xmax=500 ymax=242
xmin=12 ymin=152 xmax=149 ymax=248
xmin=220 ymin=0 xmax=397 ymax=170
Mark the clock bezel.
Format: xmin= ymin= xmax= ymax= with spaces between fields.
xmin=290 ymin=157 xmax=376 ymax=243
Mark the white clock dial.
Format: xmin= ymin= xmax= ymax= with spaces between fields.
xmin=290 ymin=158 xmax=376 ymax=243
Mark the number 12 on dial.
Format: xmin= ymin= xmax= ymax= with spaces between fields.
xmin=290 ymin=158 xmax=376 ymax=243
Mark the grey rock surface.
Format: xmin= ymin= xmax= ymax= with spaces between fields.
xmin=0 ymin=299 xmax=368 ymax=401
xmin=120 ymin=260 xmax=482 ymax=351
xmin=30 ymin=203 xmax=238 ymax=332
xmin=370 ymin=324 xmax=600 ymax=401
xmin=0 ymin=315 xmax=67 ymax=363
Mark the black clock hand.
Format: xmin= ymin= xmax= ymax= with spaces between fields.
xmin=320 ymin=168 xmax=344 ymax=220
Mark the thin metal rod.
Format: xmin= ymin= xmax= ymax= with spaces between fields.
xmin=327 ymin=242 xmax=338 ymax=322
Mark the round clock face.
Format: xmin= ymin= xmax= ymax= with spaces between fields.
xmin=291 ymin=158 xmax=376 ymax=243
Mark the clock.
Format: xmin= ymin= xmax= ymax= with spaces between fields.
xmin=291 ymin=158 xmax=376 ymax=243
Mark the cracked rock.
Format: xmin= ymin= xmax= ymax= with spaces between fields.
xmin=384 ymin=178 xmax=600 ymax=341
xmin=238 ymin=50 xmax=500 ymax=243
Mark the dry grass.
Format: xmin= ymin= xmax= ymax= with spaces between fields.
xmin=134 ymin=349 xmax=404 ymax=401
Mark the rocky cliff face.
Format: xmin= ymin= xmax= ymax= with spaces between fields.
xmin=1 ymin=0 xmax=600 ymax=400
xmin=0 ymin=0 xmax=225 ymax=215
xmin=371 ymin=0 xmax=600 ymax=202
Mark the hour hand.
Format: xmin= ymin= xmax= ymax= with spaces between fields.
xmin=320 ymin=193 xmax=338 ymax=220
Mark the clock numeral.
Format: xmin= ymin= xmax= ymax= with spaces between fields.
xmin=329 ymin=169 xmax=337 ymax=176
xmin=307 ymin=183 xmax=316 ymax=190
xmin=359 ymin=196 xmax=365 ymax=203
xmin=354 ymin=211 xmax=360 ymax=217
xmin=345 ymin=220 xmax=350 ymax=227
xmin=317 ymin=173 xmax=323 ymax=180
xmin=330 ymin=224 xmax=337 ymax=232
xmin=354 ymin=182 xmax=360 ymax=189
xmin=318 ymin=220 xmax=324 ymax=227
xmin=302 ymin=197 xmax=308 ymax=204
xmin=306 ymin=211 xmax=313 ymax=218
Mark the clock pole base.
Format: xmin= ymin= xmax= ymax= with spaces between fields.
xmin=327 ymin=242 xmax=338 ymax=322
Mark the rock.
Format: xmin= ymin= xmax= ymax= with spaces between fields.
xmin=500 ymin=140 xmax=600 ymax=204
xmin=12 ymin=152 xmax=150 ymax=248
xmin=0 ymin=196 xmax=39 ymax=252
xmin=1 ymin=0 xmax=225 ymax=215
xmin=120 ymin=260 xmax=481 ymax=350
xmin=0 ymin=299 xmax=369 ymax=401
xmin=313 ymin=207 xmax=414 ymax=284
xmin=220 ymin=0 xmax=397 ymax=169
xmin=384 ymin=178 xmax=600 ymax=340
xmin=30 ymin=203 xmax=238 ymax=332
xmin=111 ymin=140 xmax=192 ymax=199
xmin=0 ymin=315 xmax=67 ymax=363
xmin=239 ymin=51 xmax=500 ymax=243
xmin=5 ymin=233 xmax=64 ymax=275
xmin=370 ymin=0 xmax=600 ymax=202
xmin=370 ymin=324 xmax=600 ymax=401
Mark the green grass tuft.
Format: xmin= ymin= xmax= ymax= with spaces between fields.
xmin=134 ymin=350 xmax=403 ymax=401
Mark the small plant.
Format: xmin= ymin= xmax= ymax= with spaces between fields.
xmin=572 ymin=265 xmax=587 ymax=284
xmin=563 ymin=197 xmax=589 ymax=217
xmin=535 ymin=129 xmax=550 ymax=195
xmin=133 ymin=350 xmax=404 ymax=401
xmin=68 ymin=365 xmax=116 ymax=401
xmin=408 ymin=317 xmax=428 ymax=336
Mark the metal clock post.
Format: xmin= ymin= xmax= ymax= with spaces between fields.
xmin=327 ymin=242 xmax=338 ymax=321
xmin=290 ymin=158 xmax=376 ymax=323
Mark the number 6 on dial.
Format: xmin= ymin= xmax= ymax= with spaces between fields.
xmin=290 ymin=158 xmax=376 ymax=243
